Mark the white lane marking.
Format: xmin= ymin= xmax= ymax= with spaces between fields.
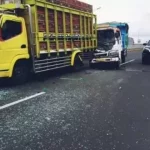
xmin=120 ymin=59 xmax=135 ymax=66
xmin=60 ymin=77 xmax=83 ymax=81
xmin=0 ymin=92 xmax=45 ymax=110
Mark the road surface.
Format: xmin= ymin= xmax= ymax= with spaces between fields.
xmin=1 ymin=50 xmax=150 ymax=150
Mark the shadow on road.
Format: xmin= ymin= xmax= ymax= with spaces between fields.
xmin=0 ymin=64 xmax=122 ymax=88
xmin=0 ymin=67 xmax=84 ymax=88
xmin=91 ymin=64 xmax=121 ymax=71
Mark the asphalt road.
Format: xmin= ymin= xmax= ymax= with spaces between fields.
xmin=1 ymin=50 xmax=150 ymax=150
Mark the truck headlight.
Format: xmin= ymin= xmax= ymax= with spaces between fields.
xmin=109 ymin=50 xmax=119 ymax=57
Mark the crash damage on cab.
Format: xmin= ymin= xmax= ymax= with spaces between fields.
xmin=90 ymin=28 xmax=121 ymax=69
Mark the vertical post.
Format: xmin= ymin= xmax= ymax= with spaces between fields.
xmin=70 ymin=13 xmax=73 ymax=50
xmin=34 ymin=5 xmax=40 ymax=58
xmin=45 ymin=5 xmax=50 ymax=56
xmin=91 ymin=15 xmax=94 ymax=49
xmin=84 ymin=15 xmax=87 ymax=51
xmin=95 ymin=16 xmax=97 ymax=48
xmin=54 ymin=9 xmax=59 ymax=56
xmin=87 ymin=16 xmax=90 ymax=50
xmin=80 ymin=14 xmax=83 ymax=50
xmin=63 ymin=11 xmax=67 ymax=54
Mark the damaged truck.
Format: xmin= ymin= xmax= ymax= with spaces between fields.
xmin=90 ymin=22 xmax=129 ymax=69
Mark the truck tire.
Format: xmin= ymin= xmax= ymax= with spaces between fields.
xmin=115 ymin=61 xmax=120 ymax=70
xmin=121 ymin=50 xmax=126 ymax=63
xmin=121 ymin=54 xmax=126 ymax=63
xmin=11 ymin=62 xmax=29 ymax=85
xmin=72 ymin=54 xmax=83 ymax=71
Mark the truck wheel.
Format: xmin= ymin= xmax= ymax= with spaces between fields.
xmin=72 ymin=54 xmax=83 ymax=71
xmin=121 ymin=55 xmax=126 ymax=63
xmin=11 ymin=63 xmax=29 ymax=85
xmin=115 ymin=61 xmax=120 ymax=70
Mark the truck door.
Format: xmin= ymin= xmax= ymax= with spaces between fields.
xmin=0 ymin=16 xmax=28 ymax=65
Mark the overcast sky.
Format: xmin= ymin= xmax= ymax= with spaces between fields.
xmin=81 ymin=0 xmax=150 ymax=42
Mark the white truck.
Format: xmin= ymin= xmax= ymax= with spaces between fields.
xmin=90 ymin=26 xmax=122 ymax=69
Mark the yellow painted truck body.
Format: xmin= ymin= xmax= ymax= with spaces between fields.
xmin=0 ymin=0 xmax=97 ymax=83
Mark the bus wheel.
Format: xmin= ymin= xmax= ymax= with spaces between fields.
xmin=11 ymin=62 xmax=29 ymax=85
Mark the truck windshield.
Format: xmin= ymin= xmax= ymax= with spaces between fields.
xmin=97 ymin=29 xmax=115 ymax=51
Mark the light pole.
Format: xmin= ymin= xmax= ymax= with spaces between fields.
xmin=93 ymin=7 xmax=101 ymax=12
xmin=93 ymin=7 xmax=101 ymax=24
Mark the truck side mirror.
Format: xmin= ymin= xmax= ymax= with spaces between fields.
xmin=143 ymin=43 xmax=147 ymax=46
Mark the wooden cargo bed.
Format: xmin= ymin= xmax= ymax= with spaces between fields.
xmin=25 ymin=0 xmax=97 ymax=57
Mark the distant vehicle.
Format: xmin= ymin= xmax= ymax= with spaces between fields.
xmin=142 ymin=40 xmax=150 ymax=64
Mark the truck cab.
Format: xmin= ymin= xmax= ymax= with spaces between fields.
xmin=90 ymin=27 xmax=122 ymax=69
xmin=0 ymin=11 xmax=29 ymax=80
xmin=106 ymin=22 xmax=129 ymax=63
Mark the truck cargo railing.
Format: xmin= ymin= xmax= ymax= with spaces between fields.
xmin=0 ymin=0 xmax=97 ymax=58
xmin=26 ymin=0 xmax=97 ymax=58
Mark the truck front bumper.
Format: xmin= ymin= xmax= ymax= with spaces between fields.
xmin=0 ymin=64 xmax=10 ymax=78
xmin=91 ymin=57 xmax=119 ymax=64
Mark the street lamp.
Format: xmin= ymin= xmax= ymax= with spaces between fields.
xmin=93 ymin=7 xmax=101 ymax=12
